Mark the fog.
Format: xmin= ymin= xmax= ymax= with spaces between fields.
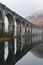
xmin=0 ymin=0 xmax=43 ymax=17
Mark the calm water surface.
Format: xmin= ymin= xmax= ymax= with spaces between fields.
xmin=4 ymin=40 xmax=43 ymax=65
xmin=16 ymin=43 xmax=43 ymax=65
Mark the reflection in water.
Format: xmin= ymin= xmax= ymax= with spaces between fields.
xmin=4 ymin=41 xmax=9 ymax=61
xmin=0 ymin=35 xmax=43 ymax=65
xmin=14 ymin=38 xmax=17 ymax=54
xmin=16 ymin=43 xmax=43 ymax=65
xmin=16 ymin=51 xmax=43 ymax=65
xmin=4 ymin=40 xmax=14 ymax=65
xmin=32 ymin=35 xmax=42 ymax=42
xmin=15 ymin=34 xmax=43 ymax=65
xmin=31 ymin=43 xmax=43 ymax=58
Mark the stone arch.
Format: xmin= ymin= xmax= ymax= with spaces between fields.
xmin=15 ymin=18 xmax=21 ymax=29
xmin=21 ymin=21 xmax=25 ymax=36
xmin=21 ymin=21 xmax=25 ymax=37
xmin=5 ymin=13 xmax=14 ymax=37
xmin=6 ymin=14 xmax=13 ymax=23
xmin=22 ymin=21 xmax=25 ymax=26
xmin=16 ymin=18 xmax=21 ymax=24
xmin=15 ymin=18 xmax=21 ymax=38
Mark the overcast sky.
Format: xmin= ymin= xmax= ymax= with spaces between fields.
xmin=0 ymin=1 xmax=43 ymax=64
xmin=0 ymin=0 xmax=43 ymax=17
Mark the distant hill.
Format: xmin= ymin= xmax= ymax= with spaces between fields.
xmin=26 ymin=10 xmax=43 ymax=26
xmin=35 ymin=21 xmax=43 ymax=26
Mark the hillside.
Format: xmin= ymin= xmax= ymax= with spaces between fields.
xmin=26 ymin=10 xmax=43 ymax=26
xmin=34 ymin=21 xmax=43 ymax=26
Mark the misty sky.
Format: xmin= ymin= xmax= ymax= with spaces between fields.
xmin=0 ymin=0 xmax=43 ymax=31
xmin=0 ymin=0 xmax=43 ymax=17
xmin=0 ymin=1 xmax=43 ymax=65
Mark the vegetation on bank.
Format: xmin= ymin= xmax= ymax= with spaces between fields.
xmin=0 ymin=37 xmax=11 ymax=41
xmin=0 ymin=32 xmax=11 ymax=41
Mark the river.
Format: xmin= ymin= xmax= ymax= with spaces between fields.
xmin=16 ymin=43 xmax=43 ymax=65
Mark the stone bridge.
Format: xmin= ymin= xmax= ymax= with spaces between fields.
xmin=0 ymin=3 xmax=43 ymax=65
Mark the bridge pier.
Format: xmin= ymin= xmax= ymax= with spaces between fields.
xmin=15 ymin=19 xmax=22 ymax=62
xmin=0 ymin=21 xmax=5 ymax=37
xmin=16 ymin=20 xmax=21 ymax=52
xmin=0 ymin=22 xmax=4 ymax=36
xmin=8 ymin=24 xmax=14 ymax=38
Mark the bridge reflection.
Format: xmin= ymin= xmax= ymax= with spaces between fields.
xmin=0 ymin=3 xmax=43 ymax=65
xmin=30 ymin=43 xmax=43 ymax=58
xmin=0 ymin=35 xmax=43 ymax=65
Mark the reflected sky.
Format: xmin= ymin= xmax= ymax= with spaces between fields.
xmin=16 ymin=51 xmax=43 ymax=65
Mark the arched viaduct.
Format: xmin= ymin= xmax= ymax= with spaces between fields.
xmin=0 ymin=3 xmax=43 ymax=65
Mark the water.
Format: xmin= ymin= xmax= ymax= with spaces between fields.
xmin=2 ymin=37 xmax=43 ymax=65
xmin=16 ymin=43 xmax=43 ymax=65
